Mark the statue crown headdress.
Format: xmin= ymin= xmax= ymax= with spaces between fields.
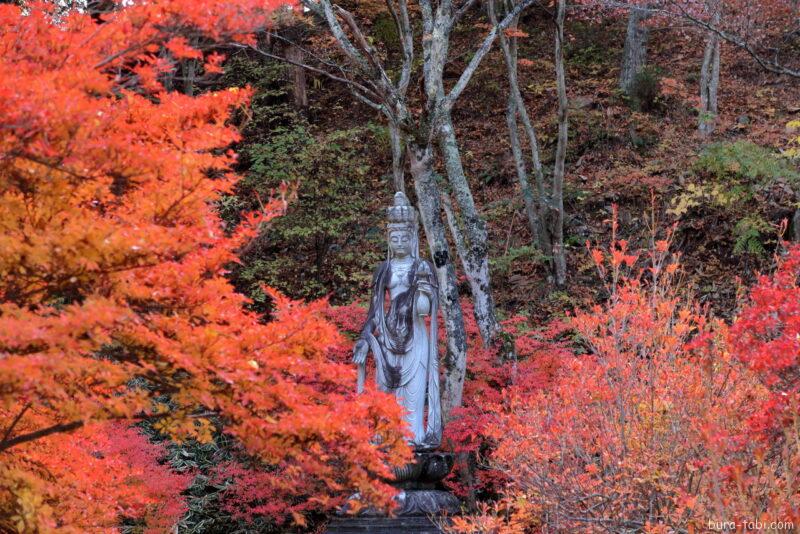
xmin=387 ymin=191 xmax=418 ymax=231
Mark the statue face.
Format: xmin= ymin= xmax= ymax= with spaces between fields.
xmin=389 ymin=230 xmax=412 ymax=258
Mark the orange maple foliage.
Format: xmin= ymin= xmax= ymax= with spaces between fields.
xmin=0 ymin=2 xmax=409 ymax=531
xmin=449 ymin=212 xmax=800 ymax=532
xmin=5 ymin=422 xmax=193 ymax=532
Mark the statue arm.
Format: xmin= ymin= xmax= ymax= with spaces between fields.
xmin=353 ymin=338 xmax=369 ymax=365
xmin=358 ymin=262 xmax=384 ymax=340
xmin=354 ymin=309 xmax=375 ymax=365
xmin=354 ymin=261 xmax=385 ymax=364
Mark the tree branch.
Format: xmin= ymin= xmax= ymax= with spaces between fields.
xmin=385 ymin=0 xmax=414 ymax=94
xmin=0 ymin=410 xmax=219 ymax=454
xmin=333 ymin=4 xmax=398 ymax=102
xmin=0 ymin=420 xmax=84 ymax=453
xmin=1 ymin=403 xmax=31 ymax=445
xmin=669 ymin=3 xmax=800 ymax=78
xmin=453 ymin=0 xmax=480 ymax=24
xmin=610 ymin=0 xmax=800 ymax=78
xmin=444 ymin=0 xmax=540 ymax=110
xmin=300 ymin=0 xmax=373 ymax=74
xmin=231 ymin=43 xmax=384 ymax=109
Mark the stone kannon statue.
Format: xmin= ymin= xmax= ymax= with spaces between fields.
xmin=353 ymin=191 xmax=442 ymax=451
xmin=334 ymin=192 xmax=459 ymax=524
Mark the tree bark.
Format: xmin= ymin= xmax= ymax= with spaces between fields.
xmin=506 ymin=97 xmax=541 ymax=245
xmin=490 ymin=0 xmax=555 ymax=276
xmin=793 ymin=207 xmax=800 ymax=243
xmin=699 ymin=9 xmax=721 ymax=136
xmin=552 ymin=0 xmax=569 ymax=288
xmin=286 ymin=44 xmax=309 ymax=110
xmin=438 ymin=113 xmax=501 ymax=344
xmin=181 ymin=35 xmax=201 ymax=97
xmin=159 ymin=47 xmax=176 ymax=92
xmin=619 ymin=6 xmax=650 ymax=95
xmin=389 ymin=121 xmax=406 ymax=194
xmin=492 ymin=0 xmax=546 ymax=246
xmin=408 ymin=143 xmax=468 ymax=420
xmin=183 ymin=58 xmax=197 ymax=96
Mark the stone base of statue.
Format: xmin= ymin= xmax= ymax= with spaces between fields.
xmin=327 ymin=452 xmax=460 ymax=534
xmin=326 ymin=515 xmax=449 ymax=534
xmin=388 ymin=451 xmax=460 ymax=515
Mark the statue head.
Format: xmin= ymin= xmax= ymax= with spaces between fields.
xmin=386 ymin=191 xmax=419 ymax=260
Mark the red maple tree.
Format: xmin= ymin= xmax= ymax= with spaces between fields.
xmin=0 ymin=2 xmax=409 ymax=531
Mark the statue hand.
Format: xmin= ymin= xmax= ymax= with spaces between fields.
xmin=353 ymin=339 xmax=368 ymax=366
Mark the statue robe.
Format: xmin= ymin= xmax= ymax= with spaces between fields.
xmin=358 ymin=258 xmax=442 ymax=450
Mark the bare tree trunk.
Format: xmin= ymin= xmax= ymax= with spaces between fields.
xmin=286 ymin=44 xmax=308 ymax=110
xmin=699 ymin=13 xmax=721 ymax=135
xmin=182 ymin=35 xmax=200 ymax=97
xmin=159 ymin=47 xmax=176 ymax=92
xmin=619 ymin=6 xmax=650 ymax=95
xmin=793 ymin=205 xmax=800 ymax=243
xmin=408 ymin=144 xmax=468 ymax=420
xmin=183 ymin=58 xmax=197 ymax=96
xmin=552 ymin=0 xmax=569 ymax=288
xmin=506 ymin=98 xmax=541 ymax=243
xmin=490 ymin=0 xmax=558 ymax=284
xmin=389 ymin=121 xmax=405 ymax=194
xmin=491 ymin=0 xmax=548 ymax=254
xmin=457 ymin=451 xmax=478 ymax=511
xmin=438 ymin=114 xmax=501 ymax=344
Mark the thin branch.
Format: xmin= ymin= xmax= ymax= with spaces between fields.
xmin=669 ymin=3 xmax=800 ymax=78
xmin=1 ymin=403 xmax=31 ymax=445
xmin=610 ymin=0 xmax=800 ymax=78
xmin=453 ymin=0 xmax=480 ymax=24
xmin=94 ymin=39 xmax=157 ymax=69
xmin=0 ymin=410 xmax=219 ymax=454
xmin=333 ymin=4 xmax=398 ymax=101
xmin=264 ymin=30 xmax=346 ymax=73
xmin=302 ymin=0 xmax=407 ymax=113
xmin=444 ymin=0 xmax=540 ymax=110
xmin=231 ymin=43 xmax=384 ymax=108
xmin=0 ymin=420 xmax=84 ymax=453
xmin=350 ymin=87 xmax=386 ymax=112
xmin=301 ymin=0 xmax=373 ymax=75
xmin=5 ymin=152 xmax=90 ymax=181
xmin=387 ymin=0 xmax=414 ymax=95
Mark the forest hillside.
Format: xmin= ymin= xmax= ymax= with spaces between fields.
xmin=1 ymin=0 xmax=799 ymax=532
